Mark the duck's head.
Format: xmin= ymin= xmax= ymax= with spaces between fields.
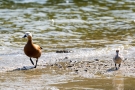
xmin=23 ymin=32 xmax=32 ymax=38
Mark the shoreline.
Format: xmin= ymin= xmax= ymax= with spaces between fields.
xmin=0 ymin=48 xmax=135 ymax=89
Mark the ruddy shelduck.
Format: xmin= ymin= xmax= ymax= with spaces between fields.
xmin=113 ymin=50 xmax=122 ymax=70
xmin=23 ymin=32 xmax=42 ymax=68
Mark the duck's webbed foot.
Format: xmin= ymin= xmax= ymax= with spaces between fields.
xmin=34 ymin=59 xmax=38 ymax=68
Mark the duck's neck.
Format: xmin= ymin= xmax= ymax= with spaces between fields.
xmin=27 ymin=36 xmax=33 ymax=44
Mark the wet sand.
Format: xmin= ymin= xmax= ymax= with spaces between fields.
xmin=0 ymin=63 xmax=135 ymax=90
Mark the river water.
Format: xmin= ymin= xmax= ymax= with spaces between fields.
xmin=0 ymin=0 xmax=135 ymax=89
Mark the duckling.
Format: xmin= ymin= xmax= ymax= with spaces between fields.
xmin=23 ymin=32 xmax=42 ymax=68
xmin=113 ymin=50 xmax=122 ymax=70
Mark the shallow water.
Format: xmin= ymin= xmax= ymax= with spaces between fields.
xmin=1 ymin=0 xmax=135 ymax=89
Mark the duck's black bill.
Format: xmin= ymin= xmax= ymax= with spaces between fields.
xmin=23 ymin=35 xmax=27 ymax=38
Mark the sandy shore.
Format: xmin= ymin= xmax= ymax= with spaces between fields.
xmin=0 ymin=60 xmax=135 ymax=90
xmin=0 ymin=48 xmax=135 ymax=89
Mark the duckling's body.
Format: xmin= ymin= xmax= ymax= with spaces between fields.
xmin=23 ymin=32 xmax=42 ymax=68
xmin=113 ymin=50 xmax=122 ymax=70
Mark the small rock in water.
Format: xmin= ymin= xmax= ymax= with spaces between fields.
xmin=75 ymin=69 xmax=78 ymax=72
xmin=50 ymin=64 xmax=54 ymax=66
xmin=69 ymin=60 xmax=72 ymax=63
xmin=64 ymin=57 xmax=68 ymax=59
xmin=67 ymin=65 xmax=73 ymax=68
xmin=88 ymin=61 xmax=93 ymax=63
xmin=84 ymin=69 xmax=87 ymax=72
xmin=56 ymin=50 xmax=73 ymax=53
xmin=94 ymin=59 xmax=99 ymax=61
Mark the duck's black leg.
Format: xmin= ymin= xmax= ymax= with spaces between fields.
xmin=30 ymin=57 xmax=34 ymax=65
xmin=34 ymin=59 xmax=38 ymax=68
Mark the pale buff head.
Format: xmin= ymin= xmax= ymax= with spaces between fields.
xmin=23 ymin=32 xmax=32 ymax=38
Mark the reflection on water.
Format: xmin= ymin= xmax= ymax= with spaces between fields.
xmin=113 ymin=71 xmax=124 ymax=90
xmin=0 ymin=0 xmax=135 ymax=89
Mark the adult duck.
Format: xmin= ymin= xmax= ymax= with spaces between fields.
xmin=23 ymin=32 xmax=42 ymax=68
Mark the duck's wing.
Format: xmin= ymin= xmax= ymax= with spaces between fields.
xmin=33 ymin=44 xmax=42 ymax=50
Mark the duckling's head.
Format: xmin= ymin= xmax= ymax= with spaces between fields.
xmin=116 ymin=50 xmax=119 ymax=53
xmin=23 ymin=32 xmax=32 ymax=38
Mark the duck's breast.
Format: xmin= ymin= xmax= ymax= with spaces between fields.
xmin=24 ymin=43 xmax=41 ymax=58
